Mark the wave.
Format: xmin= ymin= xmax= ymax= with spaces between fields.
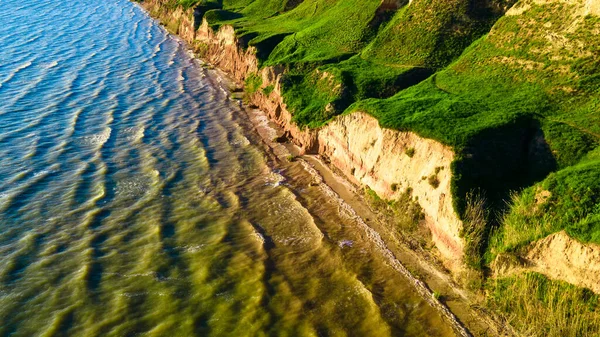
xmin=122 ymin=126 xmax=145 ymax=142
xmin=44 ymin=60 xmax=59 ymax=69
xmin=33 ymin=168 xmax=59 ymax=178
xmin=78 ymin=127 xmax=112 ymax=146
xmin=0 ymin=60 xmax=33 ymax=90
xmin=263 ymin=170 xmax=286 ymax=187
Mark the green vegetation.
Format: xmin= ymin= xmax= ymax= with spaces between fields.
xmin=488 ymin=272 xmax=600 ymax=337
xmin=170 ymin=0 xmax=517 ymax=126
xmin=261 ymin=84 xmax=275 ymax=95
xmin=281 ymin=68 xmax=347 ymax=127
xmin=427 ymin=175 xmax=439 ymax=189
xmin=365 ymin=187 xmax=424 ymax=232
xmin=244 ymin=72 xmax=263 ymax=95
xmin=460 ymin=192 xmax=488 ymax=270
xmin=489 ymin=149 xmax=600 ymax=258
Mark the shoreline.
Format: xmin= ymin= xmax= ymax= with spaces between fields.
xmin=243 ymin=107 xmax=506 ymax=337
xmin=223 ymin=73 xmax=505 ymax=337
xmin=134 ymin=2 xmax=515 ymax=336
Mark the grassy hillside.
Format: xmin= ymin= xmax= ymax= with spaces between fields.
xmin=354 ymin=0 xmax=600 ymax=232
xmin=183 ymin=0 xmax=516 ymax=125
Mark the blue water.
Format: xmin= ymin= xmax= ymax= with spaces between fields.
xmin=0 ymin=0 xmax=454 ymax=336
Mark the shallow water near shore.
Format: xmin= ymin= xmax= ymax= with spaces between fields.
xmin=0 ymin=0 xmax=455 ymax=336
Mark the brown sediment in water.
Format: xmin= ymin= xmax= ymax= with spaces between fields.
xmin=135 ymin=1 xmax=518 ymax=335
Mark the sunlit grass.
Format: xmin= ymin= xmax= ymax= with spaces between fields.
xmin=488 ymin=273 xmax=600 ymax=337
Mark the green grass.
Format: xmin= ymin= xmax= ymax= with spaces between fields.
xmin=361 ymin=0 xmax=513 ymax=68
xmin=280 ymin=67 xmax=346 ymax=127
xmin=488 ymin=272 xmax=600 ymax=337
xmin=365 ymin=187 xmax=424 ymax=232
xmin=460 ymin=192 xmax=488 ymax=269
xmin=488 ymin=150 xmax=600 ymax=258
xmin=189 ymin=0 xmax=515 ymax=128
xmin=244 ymin=72 xmax=263 ymax=95
xmin=261 ymin=84 xmax=275 ymax=95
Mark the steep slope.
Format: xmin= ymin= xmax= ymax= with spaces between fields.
xmin=184 ymin=0 xmax=516 ymax=128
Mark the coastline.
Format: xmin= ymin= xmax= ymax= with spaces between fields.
xmin=133 ymin=2 xmax=517 ymax=336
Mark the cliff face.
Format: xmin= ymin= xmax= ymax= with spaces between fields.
xmin=139 ymin=0 xmax=466 ymax=269
xmin=526 ymin=231 xmax=600 ymax=293
xmin=494 ymin=231 xmax=600 ymax=294
xmin=249 ymin=56 xmax=465 ymax=268
xmin=317 ymin=113 xmax=463 ymax=265
xmin=212 ymin=27 xmax=465 ymax=269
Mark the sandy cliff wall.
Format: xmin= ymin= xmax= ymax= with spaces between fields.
xmin=495 ymin=231 xmax=600 ymax=293
xmin=139 ymin=0 xmax=465 ymax=269
xmin=527 ymin=231 xmax=600 ymax=293
xmin=317 ymin=113 xmax=463 ymax=264
xmin=248 ymin=66 xmax=464 ymax=268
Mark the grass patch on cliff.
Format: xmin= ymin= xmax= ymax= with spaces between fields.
xmin=487 ymin=150 xmax=600 ymax=259
xmin=244 ymin=72 xmax=263 ymax=95
xmin=365 ymin=187 xmax=425 ymax=233
xmin=461 ymin=191 xmax=488 ymax=269
xmin=488 ymin=272 xmax=600 ymax=337
xmin=280 ymin=67 xmax=346 ymax=127
xmin=279 ymin=57 xmax=434 ymax=127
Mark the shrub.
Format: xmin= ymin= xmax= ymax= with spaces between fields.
xmin=262 ymin=84 xmax=275 ymax=96
xmin=460 ymin=191 xmax=487 ymax=270
xmin=428 ymin=175 xmax=440 ymax=188
xmin=364 ymin=187 xmax=424 ymax=232
xmin=488 ymin=273 xmax=600 ymax=337
xmin=244 ymin=73 xmax=263 ymax=95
